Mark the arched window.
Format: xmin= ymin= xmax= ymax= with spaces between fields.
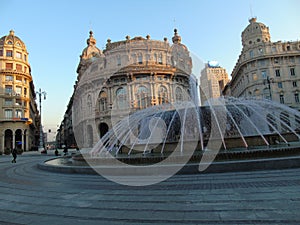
xmin=117 ymin=55 xmax=121 ymax=66
xmin=99 ymin=91 xmax=107 ymax=111
xmin=175 ymin=87 xmax=183 ymax=101
xmin=158 ymin=85 xmax=168 ymax=104
xmin=138 ymin=54 xmax=143 ymax=64
xmin=254 ymin=89 xmax=260 ymax=98
xmin=116 ymin=87 xmax=127 ymax=109
xmin=154 ymin=53 xmax=157 ymax=63
xmin=87 ymin=95 xmax=92 ymax=114
xmin=137 ymin=86 xmax=150 ymax=109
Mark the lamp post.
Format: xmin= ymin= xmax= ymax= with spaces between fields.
xmin=36 ymin=88 xmax=46 ymax=151
xmin=263 ymin=76 xmax=273 ymax=100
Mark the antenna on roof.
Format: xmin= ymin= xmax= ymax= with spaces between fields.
xmin=89 ymin=20 xmax=93 ymax=31
xmin=249 ymin=2 xmax=253 ymax=18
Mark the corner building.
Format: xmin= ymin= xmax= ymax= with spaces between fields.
xmin=0 ymin=30 xmax=39 ymax=153
xmin=227 ymin=18 xmax=300 ymax=110
xmin=73 ymin=30 xmax=197 ymax=148
xmin=199 ymin=62 xmax=229 ymax=105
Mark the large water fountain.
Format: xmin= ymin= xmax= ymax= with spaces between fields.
xmin=41 ymin=96 xmax=300 ymax=186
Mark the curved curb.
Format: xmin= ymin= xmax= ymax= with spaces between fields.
xmin=37 ymin=155 xmax=300 ymax=175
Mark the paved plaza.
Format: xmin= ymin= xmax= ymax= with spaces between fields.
xmin=0 ymin=151 xmax=299 ymax=224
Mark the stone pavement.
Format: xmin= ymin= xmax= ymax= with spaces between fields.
xmin=0 ymin=153 xmax=299 ymax=224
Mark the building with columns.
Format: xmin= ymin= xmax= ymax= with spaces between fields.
xmin=0 ymin=30 xmax=40 ymax=153
xmin=199 ymin=61 xmax=229 ymax=105
xmin=62 ymin=29 xmax=197 ymax=149
xmin=224 ymin=18 xmax=300 ymax=111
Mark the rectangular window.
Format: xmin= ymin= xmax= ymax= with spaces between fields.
xmin=293 ymin=81 xmax=297 ymax=87
xmin=15 ymin=86 xmax=22 ymax=95
xmin=5 ymin=109 xmax=13 ymax=118
xmin=117 ymin=57 xmax=121 ymax=66
xmin=261 ymin=71 xmax=267 ymax=79
xmin=0 ymin=49 xmax=3 ymax=56
xmin=5 ymin=63 xmax=13 ymax=70
xmin=24 ymin=66 xmax=27 ymax=73
xmin=6 ymin=50 xmax=12 ymax=57
xmin=5 ymin=85 xmax=12 ymax=94
xmin=5 ymin=75 xmax=13 ymax=81
xmin=138 ymin=55 xmax=142 ymax=64
xmin=15 ymin=109 xmax=22 ymax=118
xmin=16 ymin=52 xmax=22 ymax=59
xmin=295 ymin=93 xmax=300 ymax=103
xmin=15 ymin=99 xmax=22 ymax=106
xmin=260 ymin=59 xmax=265 ymax=66
xmin=275 ymin=69 xmax=280 ymax=77
xmin=280 ymin=94 xmax=284 ymax=104
xmin=274 ymin=58 xmax=279 ymax=64
xmin=24 ymin=87 xmax=27 ymax=96
xmin=5 ymin=99 xmax=12 ymax=106
xmin=16 ymin=64 xmax=22 ymax=72
xmin=158 ymin=54 xmax=163 ymax=64
xmin=290 ymin=68 xmax=295 ymax=76
xmin=295 ymin=93 xmax=299 ymax=103
xmin=16 ymin=76 xmax=22 ymax=82
xmin=278 ymin=82 xmax=283 ymax=88
xmin=289 ymin=57 xmax=295 ymax=63
xmin=24 ymin=55 xmax=27 ymax=61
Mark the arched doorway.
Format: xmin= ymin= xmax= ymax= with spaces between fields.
xmin=4 ymin=129 xmax=13 ymax=150
xmin=99 ymin=123 xmax=109 ymax=138
xmin=87 ymin=125 xmax=93 ymax=148
xmin=15 ymin=129 xmax=22 ymax=150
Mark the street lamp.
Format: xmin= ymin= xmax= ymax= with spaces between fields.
xmin=36 ymin=88 xmax=46 ymax=151
xmin=263 ymin=76 xmax=273 ymax=100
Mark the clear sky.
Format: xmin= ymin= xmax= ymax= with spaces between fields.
xmin=1 ymin=0 xmax=299 ymax=140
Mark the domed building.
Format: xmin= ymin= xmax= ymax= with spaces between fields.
xmin=0 ymin=30 xmax=40 ymax=153
xmin=226 ymin=18 xmax=300 ymax=111
xmin=70 ymin=29 xmax=198 ymax=148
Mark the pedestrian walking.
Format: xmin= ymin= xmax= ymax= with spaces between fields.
xmin=11 ymin=148 xmax=17 ymax=163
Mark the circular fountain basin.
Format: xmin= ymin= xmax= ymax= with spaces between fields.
xmin=39 ymin=143 xmax=300 ymax=175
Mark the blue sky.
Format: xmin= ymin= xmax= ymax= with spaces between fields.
xmin=1 ymin=0 xmax=300 ymax=139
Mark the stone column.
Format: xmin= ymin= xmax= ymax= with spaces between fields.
xmin=1 ymin=132 xmax=4 ymax=153
xmin=25 ymin=131 xmax=29 ymax=151
xmin=12 ymin=130 xmax=15 ymax=149
xmin=22 ymin=129 xmax=25 ymax=150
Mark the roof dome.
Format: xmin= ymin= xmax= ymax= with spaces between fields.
xmin=241 ymin=18 xmax=271 ymax=48
xmin=0 ymin=30 xmax=27 ymax=50
xmin=81 ymin=31 xmax=102 ymax=60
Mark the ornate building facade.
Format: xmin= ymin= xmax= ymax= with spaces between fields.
xmin=0 ymin=30 xmax=40 ymax=153
xmin=224 ymin=18 xmax=300 ymax=110
xmin=68 ymin=29 xmax=197 ymax=148
xmin=199 ymin=62 xmax=229 ymax=105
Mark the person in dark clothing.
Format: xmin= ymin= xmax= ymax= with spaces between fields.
xmin=63 ymin=146 xmax=68 ymax=156
xmin=11 ymin=148 xmax=17 ymax=163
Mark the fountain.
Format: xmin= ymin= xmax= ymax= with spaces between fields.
xmin=40 ymin=96 xmax=300 ymax=186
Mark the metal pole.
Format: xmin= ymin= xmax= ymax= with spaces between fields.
xmin=36 ymin=88 xmax=46 ymax=152
xmin=267 ymin=77 xmax=272 ymax=100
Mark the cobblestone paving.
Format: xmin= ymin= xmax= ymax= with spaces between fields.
xmin=0 ymin=152 xmax=300 ymax=225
